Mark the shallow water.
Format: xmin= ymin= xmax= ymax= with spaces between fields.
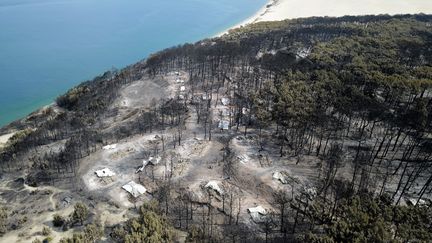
xmin=0 ymin=0 xmax=265 ymax=126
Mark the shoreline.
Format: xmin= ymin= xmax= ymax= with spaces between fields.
xmin=218 ymin=0 xmax=432 ymax=36
xmin=216 ymin=0 xmax=277 ymax=36
xmin=2 ymin=1 xmax=431 ymax=128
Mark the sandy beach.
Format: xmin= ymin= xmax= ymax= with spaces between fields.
xmin=220 ymin=0 xmax=432 ymax=35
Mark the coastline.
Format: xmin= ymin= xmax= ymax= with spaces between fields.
xmin=216 ymin=0 xmax=277 ymax=36
xmin=218 ymin=0 xmax=432 ymax=36
xmin=1 ymin=0 xmax=431 ymax=129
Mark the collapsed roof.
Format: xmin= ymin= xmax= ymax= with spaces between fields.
xmin=95 ymin=168 xmax=116 ymax=177
xmin=205 ymin=181 xmax=223 ymax=195
xmin=136 ymin=156 xmax=161 ymax=173
xmin=273 ymin=171 xmax=287 ymax=184
xmin=247 ymin=205 xmax=267 ymax=222
xmin=146 ymin=156 xmax=161 ymax=166
xmin=102 ymin=144 xmax=117 ymax=150
xmin=122 ymin=181 xmax=147 ymax=198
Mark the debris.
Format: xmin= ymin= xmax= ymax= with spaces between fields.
xmin=248 ymin=205 xmax=267 ymax=222
xmin=147 ymin=156 xmax=161 ymax=165
xmin=302 ymin=186 xmax=317 ymax=200
xmin=221 ymin=98 xmax=230 ymax=106
xmin=272 ymin=171 xmax=287 ymax=184
xmin=205 ymin=181 xmax=223 ymax=195
xmin=63 ymin=196 xmax=72 ymax=204
xmin=296 ymin=47 xmax=311 ymax=59
xmin=61 ymin=196 xmax=73 ymax=207
xmin=406 ymin=198 xmax=426 ymax=206
xmin=237 ymin=155 xmax=249 ymax=164
xmin=95 ymin=168 xmax=116 ymax=177
xmin=122 ymin=181 xmax=147 ymax=198
xmin=218 ymin=120 xmax=229 ymax=130
xmin=102 ymin=144 xmax=117 ymax=150
xmin=135 ymin=165 xmax=145 ymax=174
xmin=136 ymin=156 xmax=161 ymax=173
xmin=248 ymin=205 xmax=266 ymax=214
xmin=221 ymin=109 xmax=230 ymax=117
xmin=242 ymin=107 xmax=250 ymax=115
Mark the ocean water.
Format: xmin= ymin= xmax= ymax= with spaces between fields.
xmin=0 ymin=0 xmax=265 ymax=127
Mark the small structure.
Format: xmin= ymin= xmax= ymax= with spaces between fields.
xmin=147 ymin=156 xmax=161 ymax=165
xmin=302 ymin=186 xmax=317 ymax=200
xmin=205 ymin=181 xmax=223 ymax=195
xmin=248 ymin=205 xmax=267 ymax=222
xmin=95 ymin=168 xmax=116 ymax=177
xmin=221 ymin=98 xmax=230 ymax=106
xmin=61 ymin=196 xmax=73 ymax=207
xmin=122 ymin=181 xmax=147 ymax=198
xmin=273 ymin=171 xmax=287 ymax=184
xmin=296 ymin=47 xmax=311 ymax=59
xmin=242 ymin=108 xmax=250 ymax=115
xmin=218 ymin=120 xmax=229 ymax=130
xmin=102 ymin=144 xmax=117 ymax=150
xmin=406 ymin=198 xmax=426 ymax=206
xmin=176 ymin=79 xmax=184 ymax=83
xmin=180 ymin=86 xmax=186 ymax=92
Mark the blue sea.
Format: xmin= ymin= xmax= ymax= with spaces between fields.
xmin=0 ymin=0 xmax=265 ymax=127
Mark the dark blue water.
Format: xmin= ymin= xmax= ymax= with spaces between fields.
xmin=0 ymin=0 xmax=265 ymax=126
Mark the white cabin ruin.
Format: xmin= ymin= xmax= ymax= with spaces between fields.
xmin=221 ymin=98 xmax=230 ymax=106
xmin=247 ymin=205 xmax=267 ymax=222
xmin=205 ymin=181 xmax=223 ymax=195
xmin=95 ymin=168 xmax=116 ymax=178
xmin=122 ymin=181 xmax=147 ymax=198
xmin=102 ymin=144 xmax=117 ymax=150
xmin=272 ymin=171 xmax=287 ymax=184
xmin=136 ymin=156 xmax=162 ymax=173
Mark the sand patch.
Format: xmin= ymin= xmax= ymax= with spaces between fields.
xmin=0 ymin=132 xmax=17 ymax=148
xmin=219 ymin=0 xmax=432 ymax=36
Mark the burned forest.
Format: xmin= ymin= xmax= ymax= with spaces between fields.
xmin=1 ymin=14 xmax=432 ymax=243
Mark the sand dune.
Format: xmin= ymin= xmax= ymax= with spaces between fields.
xmin=221 ymin=0 xmax=432 ymax=35
xmin=260 ymin=0 xmax=432 ymax=21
